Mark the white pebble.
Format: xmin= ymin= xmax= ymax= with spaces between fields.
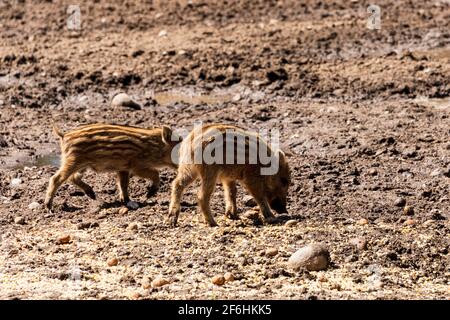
xmin=28 ymin=202 xmax=40 ymax=210
xmin=127 ymin=201 xmax=139 ymax=210
xmin=111 ymin=93 xmax=141 ymax=110
xmin=10 ymin=178 xmax=22 ymax=187
xmin=430 ymin=168 xmax=443 ymax=177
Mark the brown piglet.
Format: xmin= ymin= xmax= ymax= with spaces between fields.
xmin=45 ymin=123 xmax=178 ymax=210
xmin=168 ymin=124 xmax=291 ymax=227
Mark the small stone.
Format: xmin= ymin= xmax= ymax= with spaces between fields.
xmin=10 ymin=178 xmax=22 ymax=187
xmin=0 ymin=135 xmax=7 ymax=147
xmin=430 ymin=168 xmax=443 ymax=177
xmin=56 ymin=235 xmax=71 ymax=245
xmin=330 ymin=283 xmax=342 ymax=290
xmin=368 ymin=275 xmax=384 ymax=290
xmin=288 ymin=243 xmax=330 ymax=271
xmin=151 ymin=277 xmax=169 ymax=288
xmin=118 ymin=207 xmax=129 ymax=215
xmin=130 ymin=292 xmax=141 ymax=300
xmin=345 ymin=254 xmax=358 ymax=263
xmin=404 ymin=219 xmax=416 ymax=226
xmin=158 ymin=30 xmax=167 ymax=37
xmin=77 ymin=221 xmax=99 ymax=230
xmin=131 ymin=49 xmax=144 ymax=58
xmin=242 ymin=209 xmax=260 ymax=220
xmin=266 ymin=248 xmax=279 ymax=257
xmin=269 ymin=18 xmax=279 ymax=25
xmin=107 ymin=258 xmax=119 ymax=267
xmin=242 ymin=195 xmax=257 ymax=207
xmin=127 ymin=201 xmax=139 ymax=210
xmin=285 ymin=219 xmax=298 ymax=227
xmin=224 ymin=272 xmax=234 ymax=282
xmin=349 ymin=237 xmax=367 ymax=251
xmin=368 ymin=168 xmax=378 ymax=176
xmin=357 ymin=218 xmax=368 ymax=225
xmin=142 ymin=277 xmax=152 ymax=289
xmin=78 ymin=95 xmax=89 ymax=104
xmin=14 ymin=216 xmax=25 ymax=225
xmin=112 ymin=93 xmax=141 ymax=110
xmin=403 ymin=206 xmax=414 ymax=216
xmin=28 ymin=201 xmax=40 ymax=210
xmin=127 ymin=222 xmax=139 ymax=231
xmin=232 ymin=94 xmax=241 ymax=102
xmin=317 ymin=273 xmax=327 ymax=282
xmin=394 ymin=197 xmax=406 ymax=207
xmin=423 ymin=219 xmax=434 ymax=226
xmin=212 ymin=275 xmax=225 ymax=286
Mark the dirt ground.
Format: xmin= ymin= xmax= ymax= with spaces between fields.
xmin=0 ymin=0 xmax=449 ymax=300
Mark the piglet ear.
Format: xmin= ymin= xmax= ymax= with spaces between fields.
xmin=278 ymin=148 xmax=294 ymax=160
xmin=277 ymin=149 xmax=286 ymax=163
xmin=279 ymin=145 xmax=294 ymax=157
xmin=162 ymin=126 xmax=173 ymax=145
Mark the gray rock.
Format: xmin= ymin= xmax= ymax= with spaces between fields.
xmin=394 ymin=197 xmax=406 ymax=207
xmin=242 ymin=195 xmax=257 ymax=207
xmin=126 ymin=200 xmax=139 ymax=210
xmin=430 ymin=168 xmax=443 ymax=177
xmin=403 ymin=206 xmax=414 ymax=216
xmin=77 ymin=221 xmax=99 ymax=230
xmin=349 ymin=237 xmax=368 ymax=251
xmin=288 ymin=243 xmax=330 ymax=271
xmin=431 ymin=167 xmax=450 ymax=178
xmin=285 ymin=219 xmax=298 ymax=227
xmin=345 ymin=254 xmax=358 ymax=263
xmin=14 ymin=216 xmax=25 ymax=225
xmin=10 ymin=178 xmax=22 ymax=187
xmin=28 ymin=201 xmax=40 ymax=210
xmin=0 ymin=135 xmax=7 ymax=147
xmin=112 ymin=93 xmax=141 ymax=110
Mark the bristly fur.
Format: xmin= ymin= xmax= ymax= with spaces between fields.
xmin=45 ymin=123 xmax=179 ymax=210
xmin=168 ymin=124 xmax=291 ymax=227
xmin=52 ymin=125 xmax=64 ymax=138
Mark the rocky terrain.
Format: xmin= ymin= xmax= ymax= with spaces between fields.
xmin=0 ymin=0 xmax=449 ymax=299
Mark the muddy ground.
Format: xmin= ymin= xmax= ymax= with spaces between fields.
xmin=0 ymin=0 xmax=449 ymax=300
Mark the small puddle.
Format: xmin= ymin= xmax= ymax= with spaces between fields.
xmin=153 ymin=91 xmax=234 ymax=106
xmin=413 ymin=48 xmax=450 ymax=61
xmin=10 ymin=153 xmax=60 ymax=170
xmin=414 ymin=96 xmax=450 ymax=110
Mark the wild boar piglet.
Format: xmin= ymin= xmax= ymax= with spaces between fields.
xmin=45 ymin=123 xmax=178 ymax=210
xmin=168 ymin=124 xmax=291 ymax=227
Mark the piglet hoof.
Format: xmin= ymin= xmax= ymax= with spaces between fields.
xmin=205 ymin=219 xmax=218 ymax=227
xmin=166 ymin=215 xmax=178 ymax=228
xmin=45 ymin=206 xmax=54 ymax=215
xmin=264 ymin=216 xmax=279 ymax=225
xmin=44 ymin=200 xmax=53 ymax=212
